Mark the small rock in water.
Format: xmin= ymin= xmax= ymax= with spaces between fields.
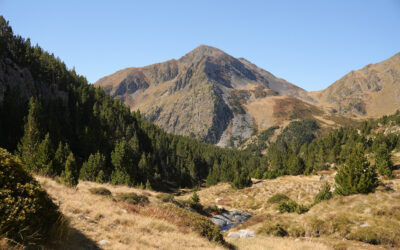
xmin=98 ymin=239 xmax=108 ymax=245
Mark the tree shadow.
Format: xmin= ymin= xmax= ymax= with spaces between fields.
xmin=55 ymin=228 xmax=100 ymax=250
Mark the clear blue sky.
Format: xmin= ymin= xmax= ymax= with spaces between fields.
xmin=1 ymin=0 xmax=399 ymax=91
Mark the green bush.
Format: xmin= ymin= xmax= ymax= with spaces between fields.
xmin=171 ymin=205 xmax=224 ymax=244
xmin=89 ymin=187 xmax=112 ymax=196
xmin=188 ymin=192 xmax=203 ymax=212
xmin=278 ymin=200 xmax=309 ymax=214
xmin=156 ymin=193 xmax=175 ymax=202
xmin=0 ymin=148 xmax=65 ymax=246
xmin=116 ymin=192 xmax=149 ymax=205
xmin=267 ymin=193 xmax=290 ymax=204
xmin=314 ymin=182 xmax=333 ymax=204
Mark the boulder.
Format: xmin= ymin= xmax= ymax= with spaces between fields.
xmin=227 ymin=229 xmax=254 ymax=238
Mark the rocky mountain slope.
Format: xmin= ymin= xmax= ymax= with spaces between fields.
xmin=95 ymin=46 xmax=400 ymax=147
xmin=95 ymin=45 xmax=324 ymax=146
xmin=312 ymin=52 xmax=400 ymax=117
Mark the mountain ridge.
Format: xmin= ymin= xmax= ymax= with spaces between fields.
xmin=95 ymin=45 xmax=400 ymax=146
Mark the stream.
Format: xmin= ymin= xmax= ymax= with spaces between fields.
xmin=210 ymin=210 xmax=252 ymax=232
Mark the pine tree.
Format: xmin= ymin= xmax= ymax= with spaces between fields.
xmin=138 ymin=153 xmax=148 ymax=181
xmin=145 ymin=179 xmax=152 ymax=190
xmin=60 ymin=152 xmax=79 ymax=187
xmin=80 ymin=151 xmax=106 ymax=182
xmin=288 ymin=154 xmax=305 ymax=175
xmin=375 ymin=144 xmax=394 ymax=178
xmin=36 ymin=133 xmax=55 ymax=176
xmin=110 ymin=140 xmax=136 ymax=186
xmin=17 ymin=98 xmax=43 ymax=171
xmin=54 ymin=142 xmax=71 ymax=175
xmin=335 ymin=148 xmax=378 ymax=195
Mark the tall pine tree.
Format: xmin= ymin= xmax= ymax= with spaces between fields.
xmin=17 ymin=98 xmax=43 ymax=172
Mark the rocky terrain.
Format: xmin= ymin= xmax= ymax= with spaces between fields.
xmin=312 ymin=52 xmax=400 ymax=117
xmin=95 ymin=47 xmax=400 ymax=148
xmin=95 ymin=45 xmax=323 ymax=147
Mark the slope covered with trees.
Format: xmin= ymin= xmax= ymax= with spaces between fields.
xmin=0 ymin=16 xmax=259 ymax=190
xmin=1 ymin=16 xmax=398 ymax=195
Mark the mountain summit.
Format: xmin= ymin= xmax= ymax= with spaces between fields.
xmin=95 ymin=45 xmax=315 ymax=146
xmin=95 ymin=47 xmax=400 ymax=146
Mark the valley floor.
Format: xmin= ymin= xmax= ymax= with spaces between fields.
xmin=36 ymin=171 xmax=400 ymax=250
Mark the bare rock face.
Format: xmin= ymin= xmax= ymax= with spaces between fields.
xmin=95 ymin=45 xmax=400 ymax=146
xmin=95 ymin=45 xmax=311 ymax=146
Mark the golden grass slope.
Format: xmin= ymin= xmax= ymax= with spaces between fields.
xmin=178 ymin=170 xmax=400 ymax=249
xmin=35 ymin=176 xmax=223 ymax=250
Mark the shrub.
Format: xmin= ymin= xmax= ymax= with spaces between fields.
xmin=189 ymin=192 xmax=203 ymax=212
xmin=0 ymin=148 xmax=66 ymax=246
xmin=278 ymin=200 xmax=309 ymax=214
xmin=89 ymin=187 xmax=112 ymax=196
xmin=314 ymin=182 xmax=333 ymax=204
xmin=267 ymin=193 xmax=290 ymax=204
xmin=116 ymin=192 xmax=149 ymax=205
xmin=156 ymin=193 xmax=175 ymax=202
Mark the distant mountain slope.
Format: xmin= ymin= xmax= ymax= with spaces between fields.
xmin=312 ymin=52 xmax=400 ymax=117
xmin=95 ymin=45 xmax=318 ymax=146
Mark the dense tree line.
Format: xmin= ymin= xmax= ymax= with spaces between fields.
xmin=0 ymin=16 xmax=257 ymax=190
xmin=1 ymin=16 xmax=398 ymax=193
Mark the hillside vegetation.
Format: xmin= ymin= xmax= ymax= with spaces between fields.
xmin=0 ymin=16 xmax=263 ymax=191
xmin=0 ymin=148 xmax=66 ymax=248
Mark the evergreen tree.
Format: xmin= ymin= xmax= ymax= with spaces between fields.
xmin=80 ymin=151 xmax=106 ymax=182
xmin=375 ymin=144 xmax=394 ymax=178
xmin=288 ymin=154 xmax=305 ymax=175
xmin=17 ymin=98 xmax=43 ymax=171
xmin=60 ymin=152 xmax=79 ymax=187
xmin=110 ymin=140 xmax=136 ymax=186
xmin=206 ymin=161 xmax=219 ymax=187
xmin=36 ymin=133 xmax=54 ymax=176
xmin=53 ymin=142 xmax=71 ymax=175
xmin=335 ymin=148 xmax=378 ymax=195
xmin=191 ymin=192 xmax=200 ymax=204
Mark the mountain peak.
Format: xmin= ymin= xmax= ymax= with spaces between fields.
xmin=179 ymin=45 xmax=229 ymax=63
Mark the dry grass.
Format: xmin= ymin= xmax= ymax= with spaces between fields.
xmin=36 ymin=176 xmax=223 ymax=250
xmin=178 ymin=173 xmax=400 ymax=249
xmin=177 ymin=174 xmax=335 ymax=215
xmin=34 ymin=173 xmax=400 ymax=249
xmin=226 ymin=236 xmax=332 ymax=250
